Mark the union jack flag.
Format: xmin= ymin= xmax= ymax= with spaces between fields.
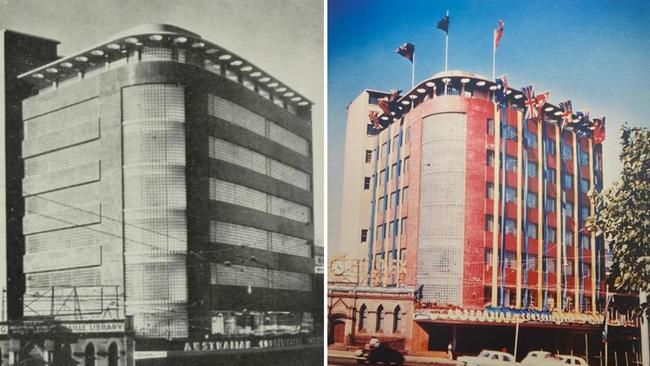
xmin=535 ymin=91 xmax=549 ymax=118
xmin=377 ymin=90 xmax=401 ymax=115
xmin=522 ymin=85 xmax=537 ymax=120
xmin=559 ymin=100 xmax=573 ymax=128
xmin=368 ymin=111 xmax=382 ymax=130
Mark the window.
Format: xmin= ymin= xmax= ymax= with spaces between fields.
xmin=505 ymin=155 xmax=517 ymax=172
xmin=391 ymin=163 xmax=398 ymax=179
xmin=377 ymin=196 xmax=384 ymax=212
xmin=526 ymin=223 xmax=537 ymax=239
xmin=361 ymin=229 xmax=368 ymax=242
xmin=485 ymin=248 xmax=493 ymax=265
xmin=505 ymin=219 xmax=516 ymax=235
xmin=547 ymin=169 xmax=556 ymax=183
xmin=379 ymin=170 xmax=386 ymax=186
xmin=108 ymin=343 xmax=118 ymax=366
xmin=485 ymin=215 xmax=494 ymax=231
xmin=393 ymin=306 xmax=402 ymax=333
xmin=487 ymin=150 xmax=495 ymax=167
xmin=579 ymin=150 xmax=589 ymax=166
xmin=526 ymin=192 xmax=537 ymax=208
xmin=566 ymin=260 xmax=574 ymax=276
xmin=486 ymin=182 xmax=494 ymax=199
xmin=580 ymin=178 xmax=590 ymax=192
xmin=525 ymin=254 xmax=538 ymax=271
xmin=376 ymin=305 xmax=384 ymax=332
xmin=403 ymin=157 xmax=410 ymax=173
xmin=487 ymin=118 xmax=495 ymax=135
xmin=364 ymin=177 xmax=371 ymax=190
xmin=527 ymin=161 xmax=538 ymax=177
xmin=400 ymin=217 xmax=407 ymax=234
xmin=505 ymin=186 xmax=516 ymax=203
xmin=359 ymin=305 xmax=367 ymax=331
xmin=389 ymin=192 xmax=395 ymax=208
xmin=563 ymin=173 xmax=573 ymax=189
xmin=504 ymin=251 xmax=516 ymax=268
xmin=402 ymin=187 xmax=408 ymax=204
xmin=581 ymin=207 xmax=590 ymax=221
xmin=566 ymin=202 xmax=574 ymax=217
xmin=381 ymin=142 xmax=389 ymax=158
xmin=580 ymin=234 xmax=590 ymax=250
xmin=562 ymin=143 xmax=573 ymax=161
xmin=582 ymin=263 xmax=591 ymax=277
xmin=376 ymin=225 xmax=382 ymax=240
xmin=393 ymin=136 xmax=400 ymax=150
xmin=405 ymin=127 xmax=411 ymax=142
xmin=505 ymin=125 xmax=518 ymax=141
xmin=545 ymin=197 xmax=556 ymax=212
xmin=548 ymin=227 xmax=557 ymax=242
xmin=546 ymin=139 xmax=556 ymax=156
xmin=524 ymin=129 xmax=538 ymax=148
xmin=565 ymin=230 xmax=573 ymax=246
xmin=365 ymin=150 xmax=373 ymax=163
xmin=545 ymin=257 xmax=556 ymax=273
xmin=84 ymin=343 xmax=96 ymax=366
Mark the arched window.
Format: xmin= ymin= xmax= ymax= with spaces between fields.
xmin=375 ymin=305 xmax=384 ymax=332
xmin=358 ymin=304 xmax=367 ymax=331
xmin=108 ymin=343 xmax=119 ymax=366
xmin=392 ymin=305 xmax=402 ymax=333
xmin=84 ymin=343 xmax=95 ymax=366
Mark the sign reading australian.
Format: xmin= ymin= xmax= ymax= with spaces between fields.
xmin=183 ymin=335 xmax=322 ymax=352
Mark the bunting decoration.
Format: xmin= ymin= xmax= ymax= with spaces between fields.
xmin=592 ymin=116 xmax=606 ymax=144
xmin=368 ymin=111 xmax=382 ymax=130
xmin=522 ymin=85 xmax=538 ymax=119
xmin=559 ymin=100 xmax=573 ymax=128
xmin=536 ymin=91 xmax=550 ymax=119
xmin=495 ymin=75 xmax=509 ymax=106
xmin=377 ymin=90 xmax=401 ymax=115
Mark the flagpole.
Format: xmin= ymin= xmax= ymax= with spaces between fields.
xmin=492 ymin=29 xmax=496 ymax=80
xmin=412 ymin=53 xmax=415 ymax=89
xmin=445 ymin=10 xmax=449 ymax=71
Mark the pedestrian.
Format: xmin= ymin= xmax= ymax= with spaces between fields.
xmin=447 ymin=343 xmax=454 ymax=360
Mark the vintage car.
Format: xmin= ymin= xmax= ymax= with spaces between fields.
xmin=521 ymin=350 xmax=565 ymax=366
xmin=457 ymin=350 xmax=517 ymax=366
xmin=557 ymin=355 xmax=588 ymax=366
xmin=354 ymin=338 xmax=405 ymax=366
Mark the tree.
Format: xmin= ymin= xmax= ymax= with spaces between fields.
xmin=589 ymin=123 xmax=650 ymax=296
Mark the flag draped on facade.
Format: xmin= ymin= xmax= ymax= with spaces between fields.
xmin=495 ymin=75 xmax=509 ymax=106
xmin=560 ymin=100 xmax=573 ymax=128
xmin=368 ymin=111 xmax=381 ymax=130
xmin=593 ymin=116 xmax=606 ymax=144
xmin=522 ymin=85 xmax=537 ymax=120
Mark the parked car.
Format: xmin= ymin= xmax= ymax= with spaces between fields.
xmin=521 ymin=350 xmax=565 ymax=366
xmin=457 ymin=350 xmax=517 ymax=366
xmin=558 ymin=355 xmax=588 ymax=366
xmin=354 ymin=338 xmax=405 ymax=366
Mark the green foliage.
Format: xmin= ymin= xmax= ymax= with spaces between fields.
xmin=590 ymin=123 xmax=650 ymax=294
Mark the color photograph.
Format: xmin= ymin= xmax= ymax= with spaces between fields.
xmin=327 ymin=1 xmax=650 ymax=365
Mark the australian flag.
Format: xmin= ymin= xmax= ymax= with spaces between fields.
xmin=396 ymin=43 xmax=415 ymax=62
xmin=495 ymin=74 xmax=509 ymax=106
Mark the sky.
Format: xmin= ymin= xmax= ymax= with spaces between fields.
xmin=328 ymin=0 xmax=650 ymax=254
xmin=0 ymin=0 xmax=324 ymax=246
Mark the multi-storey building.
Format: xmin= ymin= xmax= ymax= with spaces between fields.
xmin=334 ymin=70 xmax=614 ymax=360
xmin=0 ymin=24 xmax=321 ymax=366
xmin=0 ymin=29 xmax=59 ymax=322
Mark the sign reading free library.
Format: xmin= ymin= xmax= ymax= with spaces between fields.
xmin=7 ymin=320 xmax=125 ymax=335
